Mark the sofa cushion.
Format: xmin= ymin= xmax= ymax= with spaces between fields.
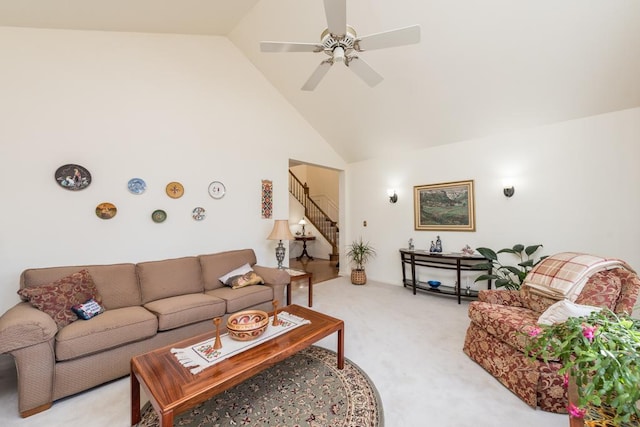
xmin=614 ymin=269 xmax=640 ymax=314
xmin=519 ymin=285 xmax=558 ymax=314
xmin=574 ymin=270 xmax=622 ymax=310
xmin=467 ymin=301 xmax=541 ymax=353
xmin=137 ymin=256 xmax=204 ymax=303
xmin=144 ymin=294 xmax=226 ymax=331
xmin=207 ymin=285 xmax=273 ymax=313
xmin=17 ymin=269 xmax=103 ymax=329
xmin=200 ymin=249 xmax=257 ymax=291
xmin=21 ymin=263 xmax=140 ymax=310
xmin=55 ymin=306 xmax=157 ymax=361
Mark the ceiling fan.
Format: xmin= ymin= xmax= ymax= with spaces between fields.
xmin=260 ymin=0 xmax=421 ymax=91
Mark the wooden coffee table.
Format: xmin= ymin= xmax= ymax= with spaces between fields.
xmin=130 ymin=304 xmax=344 ymax=427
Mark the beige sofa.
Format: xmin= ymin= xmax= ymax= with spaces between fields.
xmin=0 ymin=249 xmax=289 ymax=417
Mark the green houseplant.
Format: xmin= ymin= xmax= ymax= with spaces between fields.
xmin=473 ymin=244 xmax=546 ymax=290
xmin=526 ymin=309 xmax=640 ymax=424
xmin=346 ymin=238 xmax=376 ymax=285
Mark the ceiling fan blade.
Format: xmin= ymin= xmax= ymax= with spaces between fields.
xmin=260 ymin=41 xmax=323 ymax=53
xmin=302 ymin=61 xmax=333 ymax=91
xmin=324 ymin=0 xmax=347 ymax=36
xmin=346 ymin=56 xmax=384 ymax=87
xmin=356 ymin=25 xmax=421 ymax=51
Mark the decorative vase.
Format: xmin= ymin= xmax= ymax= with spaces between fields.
xmin=351 ymin=269 xmax=367 ymax=285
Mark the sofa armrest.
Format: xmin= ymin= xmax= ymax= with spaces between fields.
xmin=0 ymin=302 xmax=57 ymax=354
xmin=253 ymin=265 xmax=290 ymax=287
xmin=253 ymin=265 xmax=289 ymax=305
xmin=478 ymin=289 xmax=524 ymax=307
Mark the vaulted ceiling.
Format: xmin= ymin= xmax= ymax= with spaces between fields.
xmin=1 ymin=0 xmax=639 ymax=162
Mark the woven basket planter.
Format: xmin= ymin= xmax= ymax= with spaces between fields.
xmin=350 ymin=269 xmax=367 ymax=285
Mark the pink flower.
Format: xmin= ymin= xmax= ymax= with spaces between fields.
xmin=582 ymin=324 xmax=597 ymax=342
xmin=528 ymin=326 xmax=542 ymax=337
xmin=568 ymin=403 xmax=586 ymax=418
xmin=562 ymin=373 xmax=569 ymax=388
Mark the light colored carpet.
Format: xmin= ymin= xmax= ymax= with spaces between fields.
xmin=0 ymin=276 xmax=568 ymax=426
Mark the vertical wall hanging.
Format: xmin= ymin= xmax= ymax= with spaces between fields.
xmin=261 ymin=179 xmax=273 ymax=219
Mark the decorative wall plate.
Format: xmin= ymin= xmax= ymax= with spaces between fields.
xmin=95 ymin=202 xmax=117 ymax=219
xmin=55 ymin=164 xmax=91 ymax=191
xmin=208 ymin=181 xmax=226 ymax=199
xmin=166 ymin=182 xmax=184 ymax=199
xmin=192 ymin=207 xmax=206 ymax=221
xmin=128 ymin=178 xmax=146 ymax=195
xmin=152 ymin=209 xmax=167 ymax=223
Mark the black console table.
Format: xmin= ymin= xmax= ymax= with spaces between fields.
xmin=399 ymin=249 xmax=492 ymax=304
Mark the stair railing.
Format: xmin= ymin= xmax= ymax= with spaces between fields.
xmin=289 ymin=170 xmax=339 ymax=257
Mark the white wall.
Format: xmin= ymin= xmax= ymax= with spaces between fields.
xmin=344 ymin=108 xmax=640 ymax=290
xmin=0 ymin=27 xmax=345 ymax=314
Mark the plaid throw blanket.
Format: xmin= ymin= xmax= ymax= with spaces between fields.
xmin=522 ymin=252 xmax=635 ymax=301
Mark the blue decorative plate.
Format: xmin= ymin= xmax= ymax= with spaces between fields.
xmin=128 ymin=178 xmax=146 ymax=195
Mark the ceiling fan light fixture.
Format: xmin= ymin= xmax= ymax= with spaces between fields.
xmin=259 ymin=0 xmax=420 ymax=91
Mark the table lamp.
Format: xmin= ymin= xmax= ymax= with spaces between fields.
xmin=298 ymin=218 xmax=307 ymax=235
xmin=267 ymin=220 xmax=295 ymax=269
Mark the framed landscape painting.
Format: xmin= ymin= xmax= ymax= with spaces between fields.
xmin=414 ymin=180 xmax=475 ymax=231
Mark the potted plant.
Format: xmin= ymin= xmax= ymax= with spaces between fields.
xmin=472 ymin=244 xmax=546 ymax=290
xmin=526 ymin=309 xmax=640 ymax=425
xmin=346 ymin=238 xmax=376 ymax=285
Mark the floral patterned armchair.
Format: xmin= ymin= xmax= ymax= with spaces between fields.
xmin=463 ymin=268 xmax=640 ymax=413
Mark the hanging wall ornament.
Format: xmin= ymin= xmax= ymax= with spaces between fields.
xmin=127 ymin=178 xmax=146 ymax=195
xmin=166 ymin=182 xmax=184 ymax=199
xmin=95 ymin=202 xmax=117 ymax=220
xmin=192 ymin=207 xmax=206 ymax=221
xmin=55 ymin=164 xmax=91 ymax=191
xmin=151 ymin=209 xmax=167 ymax=223
xmin=261 ymin=179 xmax=273 ymax=219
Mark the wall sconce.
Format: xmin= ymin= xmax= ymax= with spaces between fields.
xmin=503 ymin=185 xmax=515 ymax=198
xmin=387 ymin=189 xmax=398 ymax=203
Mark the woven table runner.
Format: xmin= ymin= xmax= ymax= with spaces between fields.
xmin=171 ymin=311 xmax=310 ymax=374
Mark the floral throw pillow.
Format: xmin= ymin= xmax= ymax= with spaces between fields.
xmin=17 ymin=269 xmax=103 ymax=329
xmin=225 ymin=271 xmax=264 ymax=290
xmin=574 ymin=270 xmax=622 ymax=310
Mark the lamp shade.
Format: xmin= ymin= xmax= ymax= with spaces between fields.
xmin=267 ymin=220 xmax=295 ymax=241
xmin=298 ymin=218 xmax=307 ymax=226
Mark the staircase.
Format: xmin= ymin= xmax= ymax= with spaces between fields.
xmin=289 ymin=170 xmax=339 ymax=262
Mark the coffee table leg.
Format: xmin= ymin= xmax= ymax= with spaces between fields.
xmin=337 ymin=323 xmax=344 ymax=369
xmin=308 ymin=277 xmax=313 ymax=307
xmin=131 ymin=372 xmax=141 ymax=426
xmin=287 ymin=281 xmax=292 ymax=306
xmin=160 ymin=410 xmax=174 ymax=427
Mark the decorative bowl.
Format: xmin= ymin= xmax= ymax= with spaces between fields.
xmin=226 ymin=310 xmax=269 ymax=341
xmin=427 ymin=280 xmax=442 ymax=288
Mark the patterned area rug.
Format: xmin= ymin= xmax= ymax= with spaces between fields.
xmin=137 ymin=345 xmax=383 ymax=426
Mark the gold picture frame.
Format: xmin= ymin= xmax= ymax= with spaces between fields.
xmin=414 ymin=180 xmax=475 ymax=231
